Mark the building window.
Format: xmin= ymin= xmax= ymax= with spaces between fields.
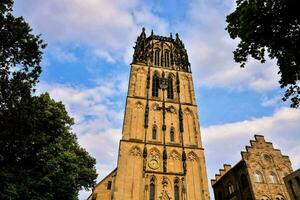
xmin=107 ymin=181 xmax=112 ymax=190
xmin=255 ymin=171 xmax=264 ymax=183
xmin=150 ymin=177 xmax=155 ymax=200
xmin=174 ymin=178 xmax=180 ymax=200
xmin=264 ymin=154 xmax=272 ymax=162
xmin=154 ymin=50 xmax=160 ymax=66
xmin=296 ymin=176 xmax=300 ymax=188
xmin=269 ymin=172 xmax=278 ymax=184
xmin=261 ymin=196 xmax=270 ymax=200
xmin=228 ymin=182 xmax=234 ymax=194
xmin=152 ymin=73 xmax=159 ymax=97
xmin=170 ymin=127 xmax=175 ymax=142
xmin=167 ymin=77 xmax=174 ymax=99
xmin=289 ymin=180 xmax=297 ymax=199
xmin=275 ymin=195 xmax=285 ymax=200
xmin=164 ymin=51 xmax=170 ymax=67
xmin=240 ymin=174 xmax=249 ymax=188
xmin=218 ymin=191 xmax=222 ymax=200
xmin=152 ymin=126 xmax=157 ymax=140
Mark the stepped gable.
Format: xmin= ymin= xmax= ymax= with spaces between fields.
xmin=241 ymin=134 xmax=291 ymax=165
xmin=211 ymin=164 xmax=232 ymax=186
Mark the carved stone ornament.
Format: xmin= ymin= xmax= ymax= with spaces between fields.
xmin=132 ymin=28 xmax=191 ymax=72
xmin=187 ymin=152 xmax=198 ymax=162
xmin=149 ymin=148 xmax=160 ymax=159
xmin=129 ymin=146 xmax=142 ymax=156
xmin=169 ymin=151 xmax=180 ymax=160
xmin=159 ymin=190 xmax=171 ymax=200
xmin=148 ymin=158 xmax=159 ymax=170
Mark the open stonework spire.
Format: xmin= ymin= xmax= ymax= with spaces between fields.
xmin=132 ymin=28 xmax=191 ymax=72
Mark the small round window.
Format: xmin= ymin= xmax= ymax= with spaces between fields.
xmin=264 ymin=154 xmax=272 ymax=162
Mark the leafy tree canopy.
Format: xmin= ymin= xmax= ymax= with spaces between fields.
xmin=0 ymin=0 xmax=45 ymax=111
xmin=226 ymin=0 xmax=300 ymax=107
xmin=0 ymin=1 xmax=97 ymax=199
xmin=0 ymin=93 xmax=97 ymax=200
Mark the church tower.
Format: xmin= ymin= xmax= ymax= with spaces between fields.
xmin=89 ymin=28 xmax=210 ymax=200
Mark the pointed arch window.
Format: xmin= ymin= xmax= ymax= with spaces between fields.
xmin=150 ymin=177 xmax=155 ymax=200
xmin=152 ymin=126 xmax=157 ymax=140
xmin=269 ymin=172 xmax=278 ymax=184
xmin=228 ymin=182 xmax=234 ymax=194
xmin=154 ymin=49 xmax=160 ymax=66
xmin=218 ymin=191 xmax=222 ymax=200
xmin=255 ymin=171 xmax=264 ymax=183
xmin=167 ymin=77 xmax=174 ymax=99
xmin=240 ymin=174 xmax=249 ymax=188
xmin=174 ymin=178 xmax=180 ymax=200
xmin=164 ymin=51 xmax=170 ymax=67
xmin=170 ymin=127 xmax=175 ymax=142
xmin=152 ymin=73 xmax=159 ymax=97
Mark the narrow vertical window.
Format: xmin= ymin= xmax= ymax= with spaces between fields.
xmin=269 ymin=172 xmax=278 ymax=184
xmin=295 ymin=176 xmax=300 ymax=188
xmin=167 ymin=77 xmax=174 ymax=99
xmin=288 ymin=180 xmax=297 ymax=199
xmin=170 ymin=128 xmax=175 ymax=142
xmin=165 ymin=51 xmax=170 ymax=67
xmin=152 ymin=73 xmax=159 ymax=97
xmin=150 ymin=177 xmax=155 ymax=200
xmin=174 ymin=178 xmax=180 ymax=200
xmin=107 ymin=181 xmax=112 ymax=190
xmin=154 ymin=50 xmax=160 ymax=66
xmin=228 ymin=182 xmax=234 ymax=194
xmin=241 ymin=174 xmax=248 ymax=188
xmin=255 ymin=171 xmax=263 ymax=183
xmin=152 ymin=126 xmax=157 ymax=140
xmin=218 ymin=191 xmax=222 ymax=200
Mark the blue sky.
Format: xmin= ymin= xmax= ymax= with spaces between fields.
xmin=14 ymin=0 xmax=300 ymax=199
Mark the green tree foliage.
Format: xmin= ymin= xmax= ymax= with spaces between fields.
xmin=226 ymin=0 xmax=300 ymax=107
xmin=0 ymin=1 xmax=97 ymax=199
xmin=0 ymin=0 xmax=45 ymax=110
xmin=0 ymin=94 xmax=97 ymax=200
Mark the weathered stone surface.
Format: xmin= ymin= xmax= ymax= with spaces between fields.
xmin=284 ymin=168 xmax=300 ymax=200
xmin=88 ymin=29 xmax=209 ymax=200
xmin=211 ymin=135 xmax=293 ymax=200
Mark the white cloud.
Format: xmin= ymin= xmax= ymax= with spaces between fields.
xmin=95 ymin=50 xmax=116 ymax=63
xmin=180 ymin=0 xmax=280 ymax=92
xmin=36 ymin=75 xmax=128 ymax=199
xmin=49 ymin=46 xmax=78 ymax=63
xmin=202 ymin=107 xmax=300 ymax=185
xmin=14 ymin=0 xmax=169 ymax=64
xmin=261 ymin=95 xmax=283 ymax=107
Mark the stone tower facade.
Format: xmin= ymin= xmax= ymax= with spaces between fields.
xmin=89 ymin=28 xmax=210 ymax=200
xmin=211 ymin=135 xmax=293 ymax=200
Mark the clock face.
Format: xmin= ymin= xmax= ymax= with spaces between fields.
xmin=148 ymin=159 xmax=159 ymax=170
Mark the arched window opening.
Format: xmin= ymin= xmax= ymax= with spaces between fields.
xmin=218 ymin=191 xmax=222 ymax=200
xmin=240 ymin=174 xmax=249 ymax=189
xmin=174 ymin=178 xmax=180 ymax=200
xmin=255 ymin=171 xmax=264 ymax=183
xmin=164 ymin=51 xmax=170 ymax=67
xmin=261 ymin=196 xmax=270 ymax=200
xmin=289 ymin=180 xmax=297 ymax=199
xmin=152 ymin=126 xmax=157 ymax=140
xmin=269 ymin=172 xmax=278 ymax=184
xmin=154 ymin=50 xmax=160 ymax=66
xmin=170 ymin=127 xmax=175 ymax=142
xmin=107 ymin=181 xmax=112 ymax=190
xmin=150 ymin=177 xmax=155 ymax=200
xmin=167 ymin=77 xmax=174 ymax=99
xmin=228 ymin=182 xmax=234 ymax=194
xmin=152 ymin=73 xmax=159 ymax=97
